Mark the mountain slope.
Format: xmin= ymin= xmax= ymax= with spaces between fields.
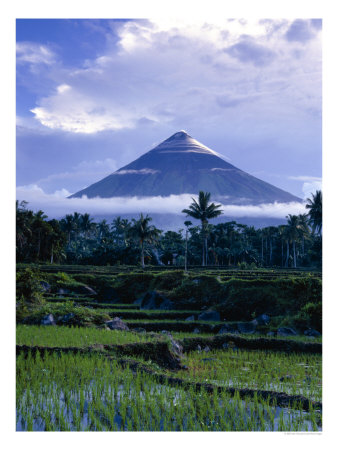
xmin=70 ymin=131 xmax=301 ymax=204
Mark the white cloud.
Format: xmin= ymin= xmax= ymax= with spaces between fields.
xmin=16 ymin=42 xmax=56 ymax=65
xmin=27 ymin=19 xmax=321 ymax=134
xmin=302 ymin=180 xmax=322 ymax=199
xmin=16 ymin=184 xmax=306 ymax=219
xmin=115 ymin=169 xmax=160 ymax=175
xmin=288 ymin=175 xmax=322 ymax=182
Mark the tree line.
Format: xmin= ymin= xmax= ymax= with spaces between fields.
xmin=16 ymin=190 xmax=322 ymax=269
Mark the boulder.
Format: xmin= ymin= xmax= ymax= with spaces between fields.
xmin=203 ymin=346 xmax=211 ymax=353
xmin=133 ymin=327 xmax=146 ymax=333
xmin=57 ymin=288 xmax=70 ymax=295
xmin=185 ymin=315 xmax=195 ymax=321
xmin=40 ymin=281 xmax=51 ymax=292
xmin=167 ymin=335 xmax=183 ymax=358
xmin=77 ymin=285 xmax=97 ymax=296
xmin=193 ymin=328 xmax=200 ymax=334
xmin=41 ymin=314 xmax=56 ymax=326
xmin=105 ymin=317 xmax=129 ymax=331
xmin=277 ymin=327 xmax=298 ymax=337
xmin=252 ymin=314 xmax=270 ymax=326
xmin=58 ymin=313 xmax=75 ymax=323
xmin=139 ymin=291 xmax=174 ymax=310
xmin=267 ymin=331 xmax=275 ymax=337
xmin=198 ymin=310 xmax=220 ymax=322
xmin=218 ymin=324 xmax=236 ymax=334
xmin=133 ymin=297 xmax=143 ymax=306
xmin=304 ymin=328 xmax=321 ymax=337
xmin=237 ymin=322 xmax=257 ymax=334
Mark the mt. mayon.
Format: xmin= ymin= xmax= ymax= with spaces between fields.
xmin=70 ymin=131 xmax=300 ymax=204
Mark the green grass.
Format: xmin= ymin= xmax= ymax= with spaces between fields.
xmin=16 ymin=325 xmax=153 ymax=347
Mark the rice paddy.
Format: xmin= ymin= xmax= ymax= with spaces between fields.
xmin=16 ymin=265 xmax=322 ymax=432
xmin=16 ymin=351 xmax=321 ymax=432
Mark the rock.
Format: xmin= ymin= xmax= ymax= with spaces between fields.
xmin=218 ymin=324 xmax=236 ymax=334
xmin=105 ymin=317 xmax=129 ymax=331
xmin=40 ymin=281 xmax=51 ymax=292
xmin=267 ymin=331 xmax=275 ymax=337
xmin=167 ymin=335 xmax=183 ymax=357
xmin=222 ymin=343 xmax=229 ymax=349
xmin=277 ymin=327 xmax=298 ymax=337
xmin=252 ymin=314 xmax=270 ymax=326
xmin=237 ymin=322 xmax=257 ymax=334
xmin=161 ymin=330 xmax=172 ymax=335
xmin=133 ymin=327 xmax=146 ymax=333
xmin=41 ymin=314 xmax=56 ymax=326
xmin=203 ymin=346 xmax=211 ymax=352
xmin=57 ymin=288 xmax=70 ymax=295
xmin=133 ymin=297 xmax=143 ymax=306
xmin=304 ymin=328 xmax=321 ymax=337
xmin=185 ymin=315 xmax=195 ymax=321
xmin=77 ymin=285 xmax=97 ymax=296
xmin=59 ymin=313 xmax=75 ymax=323
xmin=198 ymin=310 xmax=220 ymax=322
xmin=193 ymin=328 xmax=200 ymax=334
xmin=196 ymin=345 xmax=202 ymax=352
xmin=139 ymin=291 xmax=173 ymax=310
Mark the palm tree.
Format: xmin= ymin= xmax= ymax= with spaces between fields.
xmin=182 ymin=191 xmax=223 ymax=266
xmin=277 ymin=225 xmax=287 ymax=267
xmin=128 ymin=213 xmax=161 ymax=268
xmin=184 ymin=220 xmax=192 ymax=272
xmin=286 ymin=214 xmax=300 ymax=268
xmin=80 ymin=213 xmax=95 ymax=239
xmin=32 ymin=210 xmax=48 ymax=259
xmin=306 ymin=190 xmax=322 ymax=235
xmin=97 ymin=219 xmax=110 ymax=241
xmin=297 ymin=214 xmax=310 ymax=258
xmin=60 ymin=214 xmax=76 ymax=248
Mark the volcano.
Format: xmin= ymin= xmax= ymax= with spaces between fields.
xmin=69 ymin=131 xmax=301 ymax=204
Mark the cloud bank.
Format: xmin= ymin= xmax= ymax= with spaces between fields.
xmin=16 ymin=184 xmax=306 ymax=220
xmin=23 ymin=19 xmax=321 ymax=135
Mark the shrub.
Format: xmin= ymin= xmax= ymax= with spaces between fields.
xmin=16 ymin=268 xmax=45 ymax=305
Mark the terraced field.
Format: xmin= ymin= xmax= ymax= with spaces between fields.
xmin=16 ymin=265 xmax=322 ymax=431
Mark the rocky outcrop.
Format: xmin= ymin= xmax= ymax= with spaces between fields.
xmin=40 ymin=314 xmax=56 ymax=326
xmin=137 ymin=291 xmax=174 ymax=310
xmin=277 ymin=327 xmax=298 ymax=337
xmin=105 ymin=317 xmax=129 ymax=331
xmin=304 ymin=328 xmax=321 ymax=337
xmin=185 ymin=315 xmax=195 ymax=321
xmin=251 ymin=314 xmax=270 ymax=326
xmin=237 ymin=322 xmax=256 ymax=334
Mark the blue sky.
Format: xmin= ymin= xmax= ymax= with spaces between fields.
xmin=16 ymin=18 xmax=322 ymax=217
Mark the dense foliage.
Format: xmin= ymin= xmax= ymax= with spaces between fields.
xmin=16 ymin=191 xmax=322 ymax=269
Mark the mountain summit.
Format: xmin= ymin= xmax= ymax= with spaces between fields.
xmin=69 ymin=131 xmax=301 ymax=204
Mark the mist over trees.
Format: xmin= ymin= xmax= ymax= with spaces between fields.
xmin=16 ymin=191 xmax=322 ymax=269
